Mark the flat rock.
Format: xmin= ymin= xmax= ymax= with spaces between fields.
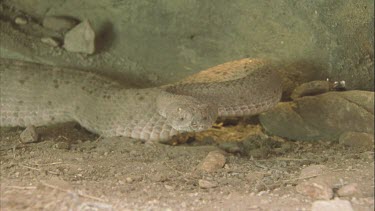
xmin=63 ymin=20 xmax=95 ymax=54
xmin=339 ymin=132 xmax=374 ymax=150
xmin=311 ymin=199 xmax=354 ymax=211
xmin=259 ymin=90 xmax=374 ymax=141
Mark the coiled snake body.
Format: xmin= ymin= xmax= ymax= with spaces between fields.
xmin=0 ymin=58 xmax=282 ymax=141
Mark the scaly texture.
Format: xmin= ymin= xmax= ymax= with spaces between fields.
xmin=164 ymin=58 xmax=282 ymax=117
xmin=0 ymin=58 xmax=282 ymax=141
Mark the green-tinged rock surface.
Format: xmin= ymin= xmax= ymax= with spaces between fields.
xmin=259 ymin=91 xmax=374 ymax=141
xmin=0 ymin=0 xmax=373 ymax=90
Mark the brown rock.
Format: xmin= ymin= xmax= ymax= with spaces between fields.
xmin=20 ymin=125 xmax=38 ymax=143
xmin=197 ymin=151 xmax=226 ymax=172
xmin=337 ymin=183 xmax=361 ymax=197
xmin=339 ymin=132 xmax=374 ymax=150
xmin=296 ymin=180 xmax=333 ymax=200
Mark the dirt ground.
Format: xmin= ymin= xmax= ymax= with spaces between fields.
xmin=0 ymin=120 xmax=374 ymax=210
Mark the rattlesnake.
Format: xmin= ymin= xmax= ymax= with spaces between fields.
xmin=0 ymin=58 xmax=282 ymax=141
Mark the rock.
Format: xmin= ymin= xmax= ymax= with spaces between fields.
xmin=63 ymin=20 xmax=95 ymax=54
xmin=198 ymin=179 xmax=218 ymax=189
xmin=300 ymin=165 xmax=328 ymax=178
xmin=339 ymin=132 xmax=374 ymax=150
xmin=259 ymin=91 xmax=374 ymax=141
xmin=290 ymin=80 xmax=330 ymax=100
xmin=20 ymin=125 xmax=38 ymax=143
xmin=14 ymin=16 xmax=28 ymax=25
xmin=311 ymin=199 xmax=354 ymax=211
xmin=41 ymin=37 xmax=61 ymax=47
xmin=337 ymin=183 xmax=360 ymax=197
xmin=42 ymin=16 xmax=79 ymax=33
xmin=197 ymin=151 xmax=226 ymax=172
xmin=296 ymin=180 xmax=333 ymax=200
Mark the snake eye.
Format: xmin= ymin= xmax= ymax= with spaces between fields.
xmin=179 ymin=117 xmax=184 ymax=121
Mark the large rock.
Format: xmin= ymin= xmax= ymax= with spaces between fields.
xmin=259 ymin=91 xmax=374 ymax=141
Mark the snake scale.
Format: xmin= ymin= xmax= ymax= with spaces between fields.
xmin=0 ymin=58 xmax=282 ymax=142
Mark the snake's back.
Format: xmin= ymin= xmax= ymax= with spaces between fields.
xmin=0 ymin=58 xmax=282 ymax=141
xmin=165 ymin=58 xmax=282 ymax=117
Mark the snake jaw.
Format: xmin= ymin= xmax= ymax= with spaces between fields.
xmin=156 ymin=91 xmax=218 ymax=132
xmin=163 ymin=101 xmax=217 ymax=132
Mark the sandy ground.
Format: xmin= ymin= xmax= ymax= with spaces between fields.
xmin=1 ymin=121 xmax=374 ymax=210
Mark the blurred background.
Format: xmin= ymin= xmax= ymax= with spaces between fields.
xmin=0 ymin=0 xmax=373 ymax=91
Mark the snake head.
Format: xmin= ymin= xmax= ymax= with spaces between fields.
xmin=157 ymin=93 xmax=217 ymax=132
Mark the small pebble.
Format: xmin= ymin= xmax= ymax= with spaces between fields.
xmin=43 ymin=16 xmax=78 ymax=33
xmin=198 ymin=179 xmax=218 ymax=189
xmin=296 ymin=180 xmax=333 ymax=200
xmin=41 ymin=37 xmax=61 ymax=47
xmin=20 ymin=125 xmax=38 ymax=143
xmin=337 ymin=183 xmax=360 ymax=197
xmin=197 ymin=150 xmax=226 ymax=172
xmin=63 ymin=20 xmax=95 ymax=54
xmin=311 ymin=199 xmax=353 ymax=211
xmin=339 ymin=131 xmax=374 ymax=150
xmin=300 ymin=165 xmax=328 ymax=178
xmin=14 ymin=16 xmax=28 ymax=25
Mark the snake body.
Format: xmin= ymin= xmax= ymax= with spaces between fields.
xmin=0 ymin=58 xmax=282 ymax=141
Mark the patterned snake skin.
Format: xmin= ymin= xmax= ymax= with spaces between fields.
xmin=0 ymin=58 xmax=282 ymax=141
